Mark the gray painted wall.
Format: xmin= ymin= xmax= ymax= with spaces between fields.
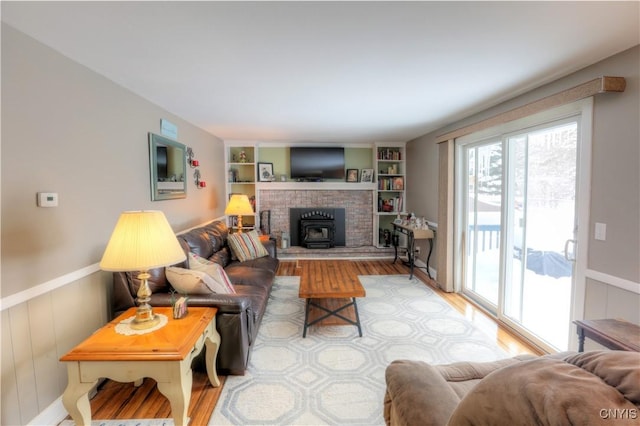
xmin=2 ymin=24 xmax=227 ymax=298
xmin=406 ymin=45 xmax=639 ymax=324
xmin=1 ymin=24 xmax=226 ymax=424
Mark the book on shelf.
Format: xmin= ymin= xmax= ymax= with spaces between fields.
xmin=378 ymin=194 xmax=403 ymax=213
xmin=378 ymin=148 xmax=402 ymax=161
xmin=378 ymin=176 xmax=404 ymax=190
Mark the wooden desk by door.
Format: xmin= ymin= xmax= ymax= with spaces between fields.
xmin=392 ymin=223 xmax=434 ymax=279
xmin=574 ymin=319 xmax=640 ymax=352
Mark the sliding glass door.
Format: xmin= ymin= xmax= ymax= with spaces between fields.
xmin=464 ymin=141 xmax=502 ymax=307
xmin=457 ymin=107 xmax=588 ymax=351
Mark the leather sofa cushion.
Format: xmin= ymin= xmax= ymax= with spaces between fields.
xmin=225 ymin=263 xmax=276 ymax=287
xmin=209 ymin=246 xmax=232 ymax=268
xmin=229 ymin=255 xmax=279 ymax=273
xmin=203 ymin=220 xmax=229 ymax=252
xmin=179 ymin=228 xmax=214 ymax=259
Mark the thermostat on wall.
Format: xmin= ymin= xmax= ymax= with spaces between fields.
xmin=37 ymin=192 xmax=58 ymax=207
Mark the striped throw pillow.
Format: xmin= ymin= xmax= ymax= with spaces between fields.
xmin=228 ymin=230 xmax=269 ymax=262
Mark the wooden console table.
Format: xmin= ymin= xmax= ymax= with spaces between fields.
xmin=573 ymin=319 xmax=640 ymax=352
xmin=61 ymin=307 xmax=220 ymax=426
xmin=392 ymin=222 xmax=434 ymax=279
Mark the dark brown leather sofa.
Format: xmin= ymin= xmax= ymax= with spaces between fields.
xmin=111 ymin=220 xmax=279 ymax=375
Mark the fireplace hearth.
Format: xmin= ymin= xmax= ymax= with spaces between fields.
xmin=289 ymin=208 xmax=346 ymax=248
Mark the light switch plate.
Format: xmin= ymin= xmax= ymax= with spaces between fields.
xmin=594 ymin=222 xmax=606 ymax=241
xmin=37 ymin=192 xmax=58 ymax=207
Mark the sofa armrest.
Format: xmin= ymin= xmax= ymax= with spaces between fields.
xmin=185 ymin=293 xmax=252 ymax=314
xmin=262 ymin=239 xmax=277 ymax=258
xmin=149 ymin=292 xmax=251 ymax=315
xmin=385 ymin=360 xmax=462 ymax=426
xmin=434 ymin=354 xmax=536 ymax=382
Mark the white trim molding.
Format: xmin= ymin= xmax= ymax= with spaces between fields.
xmin=585 ymin=269 xmax=640 ymax=295
xmin=0 ymin=263 xmax=101 ymax=311
xmin=0 ymin=217 xmax=226 ymax=311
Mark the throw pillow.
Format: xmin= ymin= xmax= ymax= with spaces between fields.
xmin=188 ymin=251 xmax=213 ymax=266
xmin=166 ymin=265 xmax=235 ymax=295
xmin=187 ymin=253 xmax=236 ymax=294
xmin=227 ymin=230 xmax=269 ymax=262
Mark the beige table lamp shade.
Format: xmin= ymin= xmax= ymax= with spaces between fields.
xmin=99 ymin=210 xmax=186 ymax=330
xmin=100 ymin=210 xmax=186 ymax=271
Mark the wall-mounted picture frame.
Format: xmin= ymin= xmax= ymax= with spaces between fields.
xmin=258 ymin=162 xmax=274 ymax=182
xmin=346 ymin=168 xmax=359 ymax=182
xmin=360 ymin=168 xmax=374 ymax=183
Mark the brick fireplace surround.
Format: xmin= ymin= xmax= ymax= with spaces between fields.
xmin=259 ymin=189 xmax=373 ymax=247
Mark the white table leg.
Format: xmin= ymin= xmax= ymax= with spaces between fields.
xmin=204 ymin=321 xmax=221 ymax=387
xmin=156 ymin=363 xmax=191 ymax=426
xmin=62 ymin=363 xmax=98 ymax=426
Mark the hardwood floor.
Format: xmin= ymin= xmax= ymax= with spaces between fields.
xmin=61 ymin=259 xmax=542 ymax=424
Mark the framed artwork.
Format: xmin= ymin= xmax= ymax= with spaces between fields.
xmin=257 ymin=162 xmax=274 ymax=182
xmin=346 ymin=169 xmax=359 ymax=182
xmin=360 ymin=168 xmax=374 ymax=183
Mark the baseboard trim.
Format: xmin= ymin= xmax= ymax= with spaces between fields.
xmin=28 ymin=396 xmax=67 ymax=426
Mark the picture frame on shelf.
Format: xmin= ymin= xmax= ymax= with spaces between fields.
xmin=257 ymin=162 xmax=274 ymax=182
xmin=361 ymin=168 xmax=374 ymax=183
xmin=346 ymin=169 xmax=359 ymax=182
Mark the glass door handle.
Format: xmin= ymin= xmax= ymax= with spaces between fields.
xmin=564 ymin=239 xmax=577 ymax=262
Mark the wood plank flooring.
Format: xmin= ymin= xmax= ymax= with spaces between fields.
xmin=60 ymin=259 xmax=542 ymax=424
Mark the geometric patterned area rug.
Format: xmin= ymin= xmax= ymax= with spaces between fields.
xmin=60 ymin=420 xmax=179 ymax=426
xmin=209 ymin=275 xmax=508 ymax=425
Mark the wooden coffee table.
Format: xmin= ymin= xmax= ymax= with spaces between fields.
xmin=60 ymin=307 xmax=220 ymax=426
xmin=298 ymin=260 xmax=366 ymax=337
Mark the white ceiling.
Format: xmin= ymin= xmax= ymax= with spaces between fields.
xmin=3 ymin=1 xmax=639 ymax=144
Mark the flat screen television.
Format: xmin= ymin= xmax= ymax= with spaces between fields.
xmin=290 ymin=147 xmax=345 ymax=180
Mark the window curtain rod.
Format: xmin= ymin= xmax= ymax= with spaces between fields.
xmin=436 ymin=76 xmax=625 ymax=144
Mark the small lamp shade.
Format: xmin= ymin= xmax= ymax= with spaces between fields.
xmin=100 ymin=210 xmax=186 ymax=271
xmin=225 ymin=194 xmax=254 ymax=216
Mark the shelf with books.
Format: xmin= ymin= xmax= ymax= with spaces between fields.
xmin=374 ymin=143 xmax=406 ymax=248
xmin=378 ymin=192 xmax=404 ymax=214
xmin=377 ymin=175 xmax=404 ymax=191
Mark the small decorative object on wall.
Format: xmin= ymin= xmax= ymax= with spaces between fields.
xmin=193 ymin=169 xmax=206 ymax=188
xmin=361 ymin=168 xmax=374 ymax=183
xmin=258 ymin=162 xmax=274 ymax=182
xmin=186 ymin=147 xmax=205 ymax=187
xmin=186 ymin=147 xmax=199 ymax=167
xmin=346 ymin=169 xmax=359 ymax=182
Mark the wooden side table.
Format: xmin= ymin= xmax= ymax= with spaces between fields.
xmin=573 ymin=318 xmax=640 ymax=352
xmin=60 ymin=307 xmax=220 ymax=426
